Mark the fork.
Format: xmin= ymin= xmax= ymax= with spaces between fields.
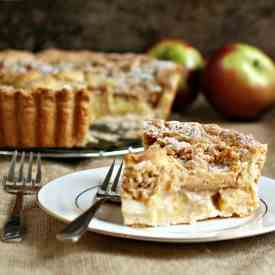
xmin=1 ymin=151 xmax=42 ymax=242
xmin=56 ymin=159 xmax=123 ymax=242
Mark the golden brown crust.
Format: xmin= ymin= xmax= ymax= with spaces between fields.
xmin=0 ymin=88 xmax=91 ymax=148
xmin=38 ymin=89 xmax=56 ymax=147
xmin=0 ymin=90 xmax=18 ymax=146
xmin=18 ymin=90 xmax=37 ymax=147
xmin=74 ymin=90 xmax=92 ymax=146
xmin=55 ymin=90 xmax=74 ymax=147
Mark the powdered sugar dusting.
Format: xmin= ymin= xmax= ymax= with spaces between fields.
xmin=145 ymin=120 xmax=205 ymax=141
xmin=162 ymin=137 xmax=191 ymax=151
xmin=0 ymin=52 xmax=180 ymax=95
xmin=144 ymin=119 xmax=267 ymax=168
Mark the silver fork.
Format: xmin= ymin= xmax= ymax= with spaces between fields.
xmin=1 ymin=151 xmax=42 ymax=242
xmin=56 ymin=159 xmax=123 ymax=243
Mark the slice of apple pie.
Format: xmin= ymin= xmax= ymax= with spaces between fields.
xmin=121 ymin=120 xmax=267 ymax=226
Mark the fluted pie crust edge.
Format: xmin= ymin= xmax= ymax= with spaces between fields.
xmin=0 ymin=88 xmax=92 ymax=148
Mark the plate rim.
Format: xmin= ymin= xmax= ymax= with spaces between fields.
xmin=37 ymin=168 xmax=275 ymax=243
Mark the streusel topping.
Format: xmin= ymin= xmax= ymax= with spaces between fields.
xmin=122 ymin=146 xmax=181 ymax=202
xmin=0 ymin=51 xmax=181 ymax=102
xmin=144 ymin=120 xmax=267 ymax=171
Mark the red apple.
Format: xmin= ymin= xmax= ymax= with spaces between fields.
xmin=148 ymin=39 xmax=204 ymax=112
xmin=203 ymin=43 xmax=275 ymax=120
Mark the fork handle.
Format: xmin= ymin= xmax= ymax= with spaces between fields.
xmin=56 ymin=197 xmax=108 ymax=242
xmin=2 ymin=192 xmax=25 ymax=242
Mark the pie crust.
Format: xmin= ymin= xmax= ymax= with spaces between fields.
xmin=0 ymin=50 xmax=182 ymax=148
xmin=0 ymin=87 xmax=91 ymax=147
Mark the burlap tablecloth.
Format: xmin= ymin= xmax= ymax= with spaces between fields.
xmin=1 ymin=101 xmax=275 ymax=275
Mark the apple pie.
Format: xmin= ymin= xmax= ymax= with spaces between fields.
xmin=121 ymin=120 xmax=267 ymax=226
xmin=0 ymin=49 xmax=182 ymax=148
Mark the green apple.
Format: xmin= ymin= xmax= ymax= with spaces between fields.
xmin=148 ymin=39 xmax=204 ymax=112
xmin=203 ymin=43 xmax=275 ymax=120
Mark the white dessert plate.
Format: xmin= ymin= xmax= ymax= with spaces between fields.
xmin=38 ymin=166 xmax=275 ymax=243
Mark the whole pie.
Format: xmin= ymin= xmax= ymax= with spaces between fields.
xmin=0 ymin=49 xmax=182 ymax=148
xmin=121 ymin=120 xmax=267 ymax=226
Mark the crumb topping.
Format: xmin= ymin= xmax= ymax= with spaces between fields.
xmin=144 ymin=120 xmax=267 ymax=171
xmin=122 ymin=146 xmax=181 ymax=202
xmin=122 ymin=160 xmax=159 ymax=202
xmin=122 ymin=120 xmax=267 ymax=203
xmin=0 ymin=51 xmax=181 ymax=101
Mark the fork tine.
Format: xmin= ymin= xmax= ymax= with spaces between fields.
xmin=3 ymin=152 xmax=42 ymax=196
xmin=101 ymin=159 xmax=116 ymax=191
xmin=18 ymin=152 xmax=25 ymax=182
xmin=26 ymin=152 xmax=33 ymax=183
xmin=7 ymin=151 xmax=17 ymax=182
xmin=111 ymin=160 xmax=123 ymax=192
xmin=35 ymin=153 xmax=42 ymax=185
xmin=2 ymin=175 xmax=7 ymax=189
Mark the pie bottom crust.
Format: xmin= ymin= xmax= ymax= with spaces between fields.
xmin=0 ymin=88 xmax=91 ymax=148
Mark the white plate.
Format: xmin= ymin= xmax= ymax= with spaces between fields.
xmin=38 ymin=166 xmax=275 ymax=243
